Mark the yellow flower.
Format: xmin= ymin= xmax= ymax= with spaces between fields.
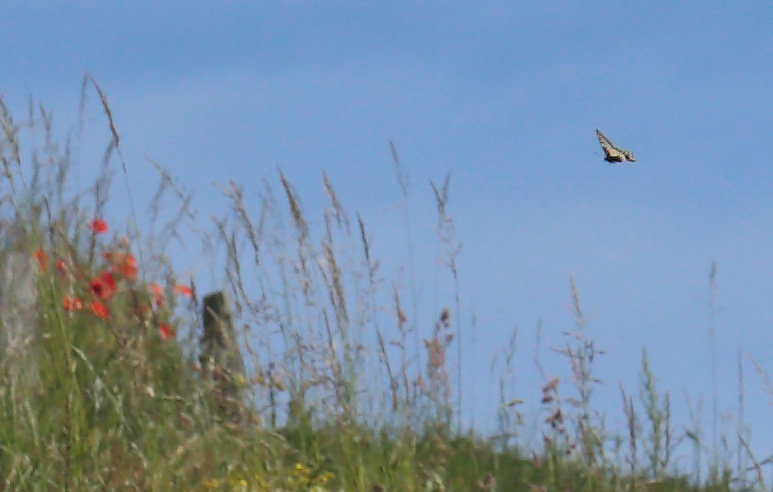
xmin=202 ymin=478 xmax=220 ymax=490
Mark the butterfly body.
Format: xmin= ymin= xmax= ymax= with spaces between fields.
xmin=596 ymin=129 xmax=635 ymax=163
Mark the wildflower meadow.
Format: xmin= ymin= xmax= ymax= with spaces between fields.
xmin=0 ymin=78 xmax=767 ymax=491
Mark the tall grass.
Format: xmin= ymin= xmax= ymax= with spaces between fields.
xmin=0 ymin=78 xmax=766 ymax=491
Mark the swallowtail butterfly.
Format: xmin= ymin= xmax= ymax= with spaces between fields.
xmin=596 ymin=129 xmax=635 ymax=163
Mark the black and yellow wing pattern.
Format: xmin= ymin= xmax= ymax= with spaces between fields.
xmin=596 ymin=129 xmax=635 ymax=163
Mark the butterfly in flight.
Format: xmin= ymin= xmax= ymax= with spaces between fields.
xmin=596 ymin=129 xmax=635 ymax=163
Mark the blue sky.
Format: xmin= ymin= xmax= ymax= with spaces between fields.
xmin=4 ymin=1 xmax=773 ymax=469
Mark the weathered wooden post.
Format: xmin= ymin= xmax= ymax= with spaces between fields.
xmin=0 ymin=251 xmax=40 ymax=391
xmin=200 ymin=289 xmax=246 ymax=422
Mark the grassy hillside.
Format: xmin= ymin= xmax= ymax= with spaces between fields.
xmin=0 ymin=80 xmax=764 ymax=491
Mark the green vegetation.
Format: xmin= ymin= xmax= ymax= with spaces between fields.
xmin=0 ymin=79 xmax=765 ymax=491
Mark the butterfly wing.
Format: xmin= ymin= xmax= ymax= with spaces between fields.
xmin=596 ymin=129 xmax=635 ymax=163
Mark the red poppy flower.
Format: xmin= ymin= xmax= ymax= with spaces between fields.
xmin=120 ymin=261 xmax=138 ymax=281
xmin=104 ymin=251 xmax=138 ymax=281
xmin=56 ymin=259 xmax=74 ymax=283
xmin=149 ymin=283 xmax=165 ymax=307
xmin=90 ymin=218 xmax=109 ymax=234
xmin=90 ymin=271 xmax=116 ymax=300
xmin=173 ymin=284 xmax=193 ymax=298
xmin=159 ymin=323 xmax=176 ymax=340
xmin=90 ymin=301 xmax=110 ymax=320
xmin=63 ymin=296 xmax=84 ymax=312
xmin=33 ymin=249 xmax=49 ymax=272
